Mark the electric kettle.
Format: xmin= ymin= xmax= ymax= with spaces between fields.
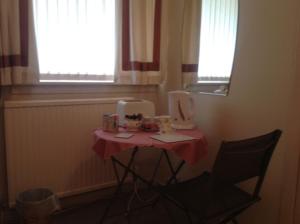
xmin=168 ymin=91 xmax=196 ymax=129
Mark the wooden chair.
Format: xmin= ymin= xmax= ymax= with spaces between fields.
xmin=161 ymin=129 xmax=282 ymax=224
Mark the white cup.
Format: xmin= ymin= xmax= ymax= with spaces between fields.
xmin=155 ymin=115 xmax=173 ymax=134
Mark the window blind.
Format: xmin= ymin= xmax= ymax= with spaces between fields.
xmin=33 ymin=0 xmax=115 ymax=81
xmin=198 ymin=0 xmax=238 ymax=82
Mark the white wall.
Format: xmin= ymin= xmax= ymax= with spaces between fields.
xmin=192 ymin=0 xmax=300 ymax=223
xmin=282 ymin=15 xmax=300 ymax=223
xmin=0 ymin=89 xmax=7 ymax=204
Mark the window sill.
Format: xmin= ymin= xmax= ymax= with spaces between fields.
xmin=40 ymin=80 xmax=114 ymax=84
xmin=37 ymin=80 xmax=158 ymax=87
xmin=197 ymin=80 xmax=229 ymax=85
xmin=186 ymin=81 xmax=230 ymax=96
xmin=10 ymin=81 xmax=158 ymax=98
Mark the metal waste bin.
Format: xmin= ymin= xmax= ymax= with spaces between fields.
xmin=16 ymin=188 xmax=60 ymax=224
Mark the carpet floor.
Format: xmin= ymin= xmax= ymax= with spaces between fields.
xmin=52 ymin=192 xmax=189 ymax=224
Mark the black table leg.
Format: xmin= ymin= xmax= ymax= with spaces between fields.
xmin=166 ymin=160 xmax=185 ymax=185
xmin=99 ymin=147 xmax=139 ymax=224
xmin=152 ymin=151 xmax=186 ymax=207
xmin=112 ymin=158 xmax=121 ymax=184
xmin=163 ymin=150 xmax=179 ymax=184
xmin=99 ymin=148 xmax=186 ymax=223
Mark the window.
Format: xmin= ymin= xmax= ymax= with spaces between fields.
xmin=198 ymin=0 xmax=238 ymax=83
xmin=33 ymin=0 xmax=115 ymax=82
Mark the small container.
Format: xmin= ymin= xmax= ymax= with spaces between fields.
xmin=102 ymin=114 xmax=110 ymax=131
xmin=140 ymin=117 xmax=159 ymax=132
xmin=123 ymin=113 xmax=143 ymax=132
xmin=103 ymin=113 xmax=119 ymax=132
xmin=124 ymin=119 xmax=141 ymax=132
xmin=111 ymin=114 xmax=119 ymax=132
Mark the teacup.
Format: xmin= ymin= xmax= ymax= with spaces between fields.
xmin=155 ymin=115 xmax=173 ymax=134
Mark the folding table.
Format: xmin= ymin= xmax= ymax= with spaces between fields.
xmin=92 ymin=128 xmax=208 ymax=223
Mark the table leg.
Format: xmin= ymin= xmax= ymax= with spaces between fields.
xmin=166 ymin=160 xmax=185 ymax=185
xmin=99 ymin=147 xmax=139 ymax=224
xmin=101 ymin=149 xmax=186 ymax=223
xmin=112 ymin=158 xmax=120 ymax=184
xmin=123 ymin=150 xmax=163 ymax=216
xmin=163 ymin=150 xmax=178 ymax=184
xmin=125 ymin=167 xmax=138 ymax=216
xmin=152 ymin=151 xmax=186 ymax=208
xmin=163 ymin=150 xmax=186 ymax=185
xmin=112 ymin=159 xmax=164 ymax=191
xmin=113 ymin=158 xmax=188 ymax=212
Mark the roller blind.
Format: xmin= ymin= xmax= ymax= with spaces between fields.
xmin=33 ymin=0 xmax=115 ymax=81
xmin=198 ymin=0 xmax=238 ymax=82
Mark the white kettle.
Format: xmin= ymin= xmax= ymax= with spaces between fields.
xmin=168 ymin=91 xmax=196 ymax=129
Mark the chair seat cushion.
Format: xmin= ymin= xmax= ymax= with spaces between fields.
xmin=161 ymin=172 xmax=259 ymax=221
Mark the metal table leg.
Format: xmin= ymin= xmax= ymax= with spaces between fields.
xmin=99 ymin=148 xmax=187 ymax=224
xmin=112 ymin=155 xmax=185 ymax=202
xmin=151 ymin=150 xmax=186 ymax=208
xmin=163 ymin=150 xmax=186 ymax=185
xmin=99 ymin=147 xmax=139 ymax=224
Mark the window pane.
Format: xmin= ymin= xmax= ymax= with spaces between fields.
xmin=33 ymin=0 xmax=115 ymax=78
xmin=198 ymin=0 xmax=238 ymax=81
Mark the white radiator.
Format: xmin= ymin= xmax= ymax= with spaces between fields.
xmin=4 ymin=97 xmax=133 ymax=206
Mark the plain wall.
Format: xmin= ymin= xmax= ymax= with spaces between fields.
xmin=284 ymin=11 xmax=300 ymax=223
xmin=0 ymin=88 xmax=8 ymax=204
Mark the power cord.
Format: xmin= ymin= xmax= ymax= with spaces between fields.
xmin=126 ymin=165 xmax=158 ymax=213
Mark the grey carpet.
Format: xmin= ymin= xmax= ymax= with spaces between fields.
xmin=52 ymin=193 xmax=189 ymax=224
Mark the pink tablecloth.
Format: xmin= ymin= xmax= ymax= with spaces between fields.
xmin=92 ymin=129 xmax=208 ymax=165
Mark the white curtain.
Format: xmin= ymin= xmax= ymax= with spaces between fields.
xmin=198 ymin=0 xmax=238 ymax=81
xmin=0 ymin=0 xmax=39 ymax=85
xmin=33 ymin=0 xmax=115 ymax=81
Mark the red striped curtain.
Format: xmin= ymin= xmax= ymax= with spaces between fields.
xmin=115 ymin=0 xmax=163 ymax=84
xmin=0 ymin=0 xmax=39 ymax=85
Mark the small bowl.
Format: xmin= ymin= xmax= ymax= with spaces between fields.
xmin=124 ymin=119 xmax=141 ymax=132
xmin=140 ymin=117 xmax=159 ymax=132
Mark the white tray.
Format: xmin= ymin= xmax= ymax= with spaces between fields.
xmin=150 ymin=134 xmax=195 ymax=143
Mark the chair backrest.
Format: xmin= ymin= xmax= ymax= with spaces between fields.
xmin=210 ymin=129 xmax=282 ymax=197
